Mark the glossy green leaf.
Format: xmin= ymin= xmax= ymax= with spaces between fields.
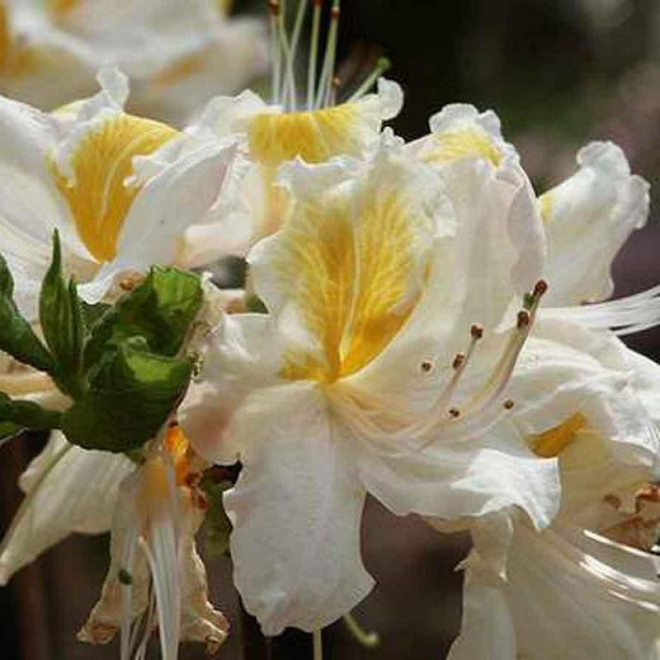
xmin=39 ymin=232 xmax=85 ymax=397
xmin=0 ymin=255 xmax=54 ymax=373
xmin=62 ymin=337 xmax=193 ymax=452
xmin=84 ymin=267 xmax=202 ymax=369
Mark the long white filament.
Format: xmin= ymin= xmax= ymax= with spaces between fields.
xmin=545 ymin=285 xmax=660 ymax=336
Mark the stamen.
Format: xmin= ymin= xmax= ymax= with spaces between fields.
xmin=267 ymin=1 xmax=282 ymax=104
xmin=315 ymin=0 xmax=340 ymax=109
xmin=276 ymin=0 xmax=296 ymax=111
xmin=345 ymin=56 xmax=392 ymax=102
xmin=283 ymin=0 xmax=308 ymax=111
xmin=546 ymin=283 xmax=660 ymax=336
xmin=327 ymin=283 xmax=548 ymax=455
xmin=306 ymin=0 xmax=323 ymax=109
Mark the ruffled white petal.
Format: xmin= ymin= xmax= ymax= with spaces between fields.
xmin=224 ymin=383 xmax=375 ymax=635
xmin=358 ymin=416 xmax=560 ymax=530
xmin=81 ymin=139 xmax=236 ymax=303
xmin=0 ymin=432 xmax=134 ymax=584
xmin=540 ymin=141 xmax=649 ymax=306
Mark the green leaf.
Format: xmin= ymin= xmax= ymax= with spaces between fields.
xmin=84 ymin=267 xmax=202 ymax=368
xmin=62 ymin=337 xmax=193 ymax=453
xmin=39 ymin=232 xmax=85 ymax=397
xmin=0 ymin=392 xmax=62 ymax=441
xmin=0 ymin=256 xmax=54 ymax=373
xmin=81 ymin=301 xmax=110 ymax=328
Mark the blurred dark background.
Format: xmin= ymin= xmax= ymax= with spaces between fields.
xmin=1 ymin=0 xmax=659 ymax=658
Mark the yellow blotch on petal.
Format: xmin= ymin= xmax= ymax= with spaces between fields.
xmin=530 ymin=412 xmax=587 ymax=458
xmin=248 ymin=103 xmax=361 ymax=168
xmin=51 ymin=114 xmax=177 ymax=263
xmin=425 ymin=127 xmax=502 ymax=168
xmin=539 ymin=192 xmax=553 ymax=223
xmin=276 ymin=192 xmax=426 ymax=383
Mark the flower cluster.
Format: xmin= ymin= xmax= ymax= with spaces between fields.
xmin=0 ymin=1 xmax=659 ymax=659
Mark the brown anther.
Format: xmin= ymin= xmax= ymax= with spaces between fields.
xmin=533 ymin=279 xmax=548 ymax=297
xmin=516 ymin=310 xmax=531 ymax=328
xmin=470 ymin=323 xmax=484 ymax=339
xmin=168 ymin=419 xmax=180 ymax=428
xmin=452 ymin=353 xmax=465 ymax=370
xmin=448 ymin=407 xmax=461 ymax=418
xmin=330 ymin=5 xmax=340 ymax=19
xmin=421 ymin=360 xmax=434 ymax=373
xmin=267 ymin=0 xmax=279 ymax=15
xmin=332 ymin=76 xmax=342 ymax=88
xmin=313 ymin=0 xmax=324 ymax=6
xmin=503 ymin=399 xmax=514 ymax=410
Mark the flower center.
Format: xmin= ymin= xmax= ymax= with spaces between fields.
xmin=50 ymin=114 xmax=177 ymax=263
xmin=277 ymin=191 xmax=427 ymax=383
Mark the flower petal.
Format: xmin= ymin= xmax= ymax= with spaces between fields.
xmin=224 ymin=383 xmax=374 ymax=635
xmin=451 ymin=518 xmax=660 ymax=659
xmin=81 ymin=139 xmax=236 ymax=303
xmin=539 ymin=141 xmax=649 ymax=306
xmin=358 ymin=416 xmax=560 ymax=530
xmin=0 ymin=432 xmax=134 ymax=584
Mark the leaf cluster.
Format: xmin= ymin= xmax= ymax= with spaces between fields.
xmin=0 ymin=232 xmax=203 ymax=453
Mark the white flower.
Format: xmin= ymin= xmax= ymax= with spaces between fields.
xmin=417 ymin=108 xmax=660 ymax=659
xmin=137 ymin=76 xmax=404 ymax=268
xmin=0 ymin=67 xmax=236 ymax=318
xmin=0 ymin=0 xmax=268 ymax=124
xmin=185 ymin=135 xmax=582 ymax=635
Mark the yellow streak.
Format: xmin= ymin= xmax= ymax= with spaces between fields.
xmin=539 ymin=192 xmax=553 ymax=223
xmin=530 ymin=412 xmax=586 ymax=458
xmin=276 ymin=192 xmax=425 ymax=383
xmin=425 ymin=127 xmax=502 ymax=168
xmin=248 ymin=103 xmax=360 ymax=167
xmin=51 ymin=114 xmax=177 ymax=263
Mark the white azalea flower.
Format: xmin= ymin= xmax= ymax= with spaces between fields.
xmin=135 ymin=0 xmax=404 ymax=266
xmin=0 ymin=66 xmax=236 ymax=318
xmin=416 ymin=107 xmax=660 ymax=659
xmin=185 ymin=135 xmax=583 ymax=635
xmin=0 ymin=0 xmax=268 ymax=124
xmin=134 ymin=76 xmax=403 ymax=270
